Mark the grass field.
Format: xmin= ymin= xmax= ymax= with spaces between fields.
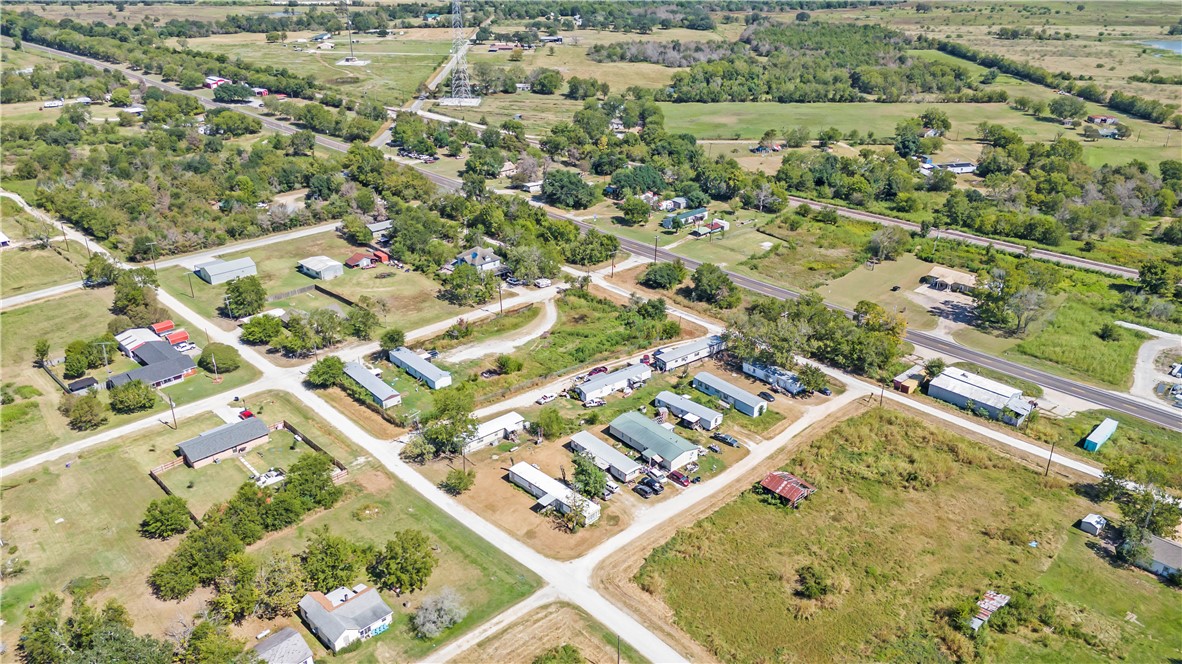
xmin=458 ymin=601 xmax=650 ymax=664
xmin=1026 ymin=408 xmax=1182 ymax=490
xmin=731 ymin=215 xmax=877 ymax=291
xmin=0 ymin=240 xmax=89 ymax=297
xmin=1011 ymin=299 xmax=1148 ymax=389
xmin=635 ymin=407 xmax=1181 ymax=663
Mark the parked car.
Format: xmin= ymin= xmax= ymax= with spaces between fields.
xmin=536 ymin=393 xmax=557 ymax=405
xmin=173 ymin=342 xmax=196 ymax=352
xmin=633 ymin=484 xmax=654 ymax=499
xmin=819 ymin=387 xmax=832 ymax=396
xmin=238 ymin=409 xmax=254 ymax=419
xmin=506 ymin=277 xmax=524 ymax=287
xmin=691 ymin=476 xmax=703 ymax=484
xmin=605 ymin=480 xmax=620 ymax=494
xmin=534 ymin=278 xmax=552 ymax=288
xmin=425 ymin=349 xmax=440 ymax=360
xmin=707 ymin=444 xmax=722 ymax=454
xmin=668 ymin=471 xmax=691 ymax=487
xmin=583 ymin=398 xmax=606 ymax=408
xmin=588 ymin=366 xmax=609 ymax=377
xmin=890 ymin=285 xmax=901 ymax=292
xmin=640 ymin=477 xmax=664 ymax=494
xmin=480 ymin=369 xmax=500 ymax=379
xmin=711 ymin=432 xmax=740 ymax=447
xmin=758 ymin=391 xmax=776 ymax=402
xmin=640 ymin=354 xmax=652 ymax=365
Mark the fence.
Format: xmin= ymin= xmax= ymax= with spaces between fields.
xmin=41 ymin=364 xmax=73 ymax=395
xmin=281 ymin=420 xmax=350 ymax=484
xmin=147 ymin=458 xmax=203 ymax=526
xmin=265 ymin=284 xmax=356 ymax=309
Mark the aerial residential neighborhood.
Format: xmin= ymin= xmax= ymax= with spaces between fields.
xmin=0 ymin=0 xmax=1179 ymax=662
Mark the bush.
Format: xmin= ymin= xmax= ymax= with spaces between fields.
xmin=108 ymin=380 xmax=156 ymax=414
xmin=495 ymin=354 xmax=523 ymax=374
xmin=796 ymin=565 xmax=831 ymax=599
xmin=440 ymin=468 xmax=475 ymax=495
xmin=413 ymin=588 xmax=467 ymax=638
xmin=140 ymin=496 xmax=191 ymax=539
xmin=198 ymin=343 xmax=241 ymax=374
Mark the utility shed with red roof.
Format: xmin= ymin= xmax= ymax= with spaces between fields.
xmin=150 ymin=320 xmax=175 ymax=335
xmin=760 ymin=471 xmax=816 ymax=508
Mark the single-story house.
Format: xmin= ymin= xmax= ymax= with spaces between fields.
xmin=507 ymin=461 xmax=600 ymax=524
xmin=124 ymin=105 xmax=146 ymax=115
xmin=1097 ymin=126 xmax=1120 ymax=139
xmin=608 ymin=411 xmax=698 ymax=472
xmin=759 ymin=471 xmax=816 ymax=508
xmin=573 ymin=364 xmax=652 ymax=402
xmin=657 ymin=197 xmax=688 ymax=212
xmin=194 ymin=257 xmax=258 ymax=285
xmin=1087 ymin=114 xmax=1118 ymax=125
xmin=343 ymin=361 xmax=401 ymax=409
xmin=639 ymin=191 xmax=660 ymax=207
xmin=936 ymin=161 xmax=977 ymax=175
xmin=108 ymin=340 xmax=197 ymax=389
xmin=651 ymin=335 xmax=724 ymax=372
xmin=1084 ymin=417 xmax=1118 ymax=452
xmin=204 ymin=76 xmax=229 ymax=89
xmin=463 ymin=411 xmax=526 ymax=454
xmin=311 ymin=32 xmax=332 ymax=42
xmin=892 ymin=364 xmax=925 ymax=394
xmin=922 ymin=265 xmax=977 ymax=293
xmin=251 ymin=627 xmax=314 ymax=664
xmin=366 ymin=219 xmax=392 ymax=236
xmin=1137 ymin=535 xmax=1182 ymax=578
xmin=661 ymin=207 xmax=708 ymax=229
xmin=928 ymin=367 xmax=1033 ymax=426
xmin=176 ymin=416 xmax=271 ymax=468
xmin=654 ymin=391 xmax=723 ymax=430
xmin=388 ymin=347 xmax=452 ymax=389
xmin=692 ymin=372 xmax=766 ymax=417
xmin=67 ymin=377 xmax=99 ymax=394
xmin=742 ymin=361 xmax=805 ymax=396
xmin=299 ymin=585 xmax=393 ymax=653
xmin=569 ymin=431 xmax=641 ymax=482
xmin=1078 ymin=513 xmax=1107 ymax=536
xmin=451 ymin=247 xmax=502 ymax=273
xmin=299 ymin=256 xmax=344 ymax=281
xmin=691 ymin=220 xmax=729 ymax=237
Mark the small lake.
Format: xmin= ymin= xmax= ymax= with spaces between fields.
xmin=1140 ymin=39 xmax=1182 ymax=55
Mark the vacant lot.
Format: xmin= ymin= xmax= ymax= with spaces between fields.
xmin=635 ymin=408 xmax=1181 ymax=663
xmin=1012 ymin=299 xmax=1148 ymax=389
xmin=0 ymin=240 xmax=89 ymax=298
xmin=457 ymin=601 xmax=649 ymax=664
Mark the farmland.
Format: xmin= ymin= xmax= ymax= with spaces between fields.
xmin=635 ymin=407 xmax=1181 ymax=663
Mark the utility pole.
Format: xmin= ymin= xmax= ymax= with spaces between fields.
xmin=1043 ymin=437 xmax=1056 ymax=477
xmin=147 ymin=241 xmax=159 ymax=273
xmin=94 ymin=341 xmax=114 ymax=377
xmin=610 ymin=250 xmax=617 ymax=278
xmin=652 ymin=235 xmax=658 ymax=263
xmin=187 ymin=272 xmax=195 ymax=298
xmin=497 ymin=281 xmax=503 ymax=315
xmin=164 ymin=392 xmax=177 ymax=429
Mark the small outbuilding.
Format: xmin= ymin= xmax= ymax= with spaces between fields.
xmin=251 ymin=627 xmax=314 ymax=664
xmin=759 ymin=471 xmax=816 ymax=508
xmin=299 ymin=256 xmax=344 ymax=281
xmin=1078 ymin=513 xmax=1107 ymax=536
xmin=1084 ymin=418 xmax=1118 ymax=452
xmin=194 ymin=257 xmax=258 ymax=285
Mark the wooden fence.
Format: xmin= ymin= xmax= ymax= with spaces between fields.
xmin=147 ymin=457 xmax=202 ymax=526
xmin=265 ymin=284 xmax=355 ymax=309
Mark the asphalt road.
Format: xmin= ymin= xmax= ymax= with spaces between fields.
xmin=22 ymin=42 xmax=1180 ymax=431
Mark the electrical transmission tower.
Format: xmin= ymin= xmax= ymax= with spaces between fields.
xmin=438 ymin=0 xmax=480 ymax=106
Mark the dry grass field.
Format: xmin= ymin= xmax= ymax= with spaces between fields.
xmin=456 ymin=602 xmax=650 ymax=664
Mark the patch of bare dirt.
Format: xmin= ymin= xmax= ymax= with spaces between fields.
xmin=456 ymin=602 xmax=637 ymax=664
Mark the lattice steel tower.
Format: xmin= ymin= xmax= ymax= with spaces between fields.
xmin=447 ymin=0 xmax=475 ymax=102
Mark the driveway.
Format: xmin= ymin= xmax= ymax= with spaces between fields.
xmin=1118 ymin=321 xmax=1182 ymax=402
xmin=445 ymin=298 xmax=558 ymax=363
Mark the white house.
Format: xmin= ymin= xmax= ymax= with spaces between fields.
xmin=252 ymin=627 xmax=314 ymax=664
xmin=388 ymin=346 xmax=452 ymax=389
xmin=343 ymin=361 xmax=401 ymax=409
xmin=692 ymin=372 xmax=766 ymax=417
xmin=515 ymin=83 xmax=532 ymax=92
xmin=507 ymin=461 xmax=601 ymax=525
xmin=298 ymin=256 xmax=344 ymax=280
xmin=936 ymin=161 xmax=976 ymax=175
xmin=463 ymin=411 xmax=526 ymax=454
xmin=573 ymin=364 xmax=652 ymax=401
xmin=742 ymin=360 xmax=805 ymax=396
xmin=569 ymin=431 xmax=642 ymax=482
xmin=653 ymin=391 xmax=724 ymax=430
xmin=651 ymin=335 xmax=724 ymax=372
xmin=608 ymin=411 xmax=698 ymax=471
xmin=451 ymin=247 xmax=502 ymax=273
xmin=194 ymin=257 xmax=257 ymax=285
xmin=1139 ymin=535 xmax=1182 ymax=577
xmin=927 ymin=367 xmax=1033 ymax=425
xmin=299 ymin=585 xmax=392 ymax=653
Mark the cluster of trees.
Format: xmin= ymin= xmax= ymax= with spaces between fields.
xmin=932 ymin=38 xmax=1181 ymax=125
xmin=147 ymin=452 xmax=342 ymax=601
xmin=658 ymin=22 xmax=977 ymax=104
xmin=240 ymin=302 xmax=382 ymax=357
xmin=304 ymin=353 xmax=400 ymax=413
xmin=726 ymin=294 xmax=907 ymax=377
xmin=588 ymin=39 xmax=745 ymax=68
xmin=261 ymin=95 xmax=381 ymax=142
xmin=400 ymin=388 xmax=479 ymax=462
xmin=0 ymin=61 xmax=126 ymax=104
xmin=474 ymin=0 xmax=718 ymax=32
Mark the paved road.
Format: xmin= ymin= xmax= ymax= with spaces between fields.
xmin=18 ymin=42 xmax=1180 ymax=433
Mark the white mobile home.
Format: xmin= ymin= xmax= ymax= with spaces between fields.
xmin=463 ymin=411 xmax=526 ymax=454
xmin=574 ymin=364 xmax=652 ymax=401
xmin=742 ymin=360 xmax=805 ymax=396
xmin=651 ymin=335 xmax=724 ymax=372
xmin=653 ymin=391 xmax=724 ymax=430
xmin=343 ymin=361 xmax=401 ymax=409
xmin=608 ymin=411 xmax=698 ymax=472
xmin=692 ymin=372 xmax=766 ymax=417
xmin=388 ymin=346 xmax=453 ymax=389
xmin=507 ymin=462 xmax=601 ymax=525
xmin=569 ymin=431 xmax=642 ymax=482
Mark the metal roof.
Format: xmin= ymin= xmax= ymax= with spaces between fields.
xmin=578 ymin=364 xmax=651 ymax=396
xmin=116 ymin=328 xmax=159 ymax=352
xmin=1086 ymin=418 xmax=1119 ymax=445
xmin=654 ymin=391 xmax=722 ymax=424
xmin=343 ymin=362 xmax=399 ymax=404
xmin=176 ymin=416 xmax=270 ymax=463
xmin=693 ymin=372 xmax=764 ymax=411
xmin=252 ymin=627 xmax=313 ymax=664
xmin=1148 ymin=535 xmax=1182 ymax=569
xmin=508 ymin=461 xmax=600 ymax=521
xmin=388 ymin=347 xmax=451 ymax=384
xmin=653 ymin=335 xmax=723 ymax=365
xmin=569 ymin=431 xmax=641 ymax=476
xmin=929 ymin=367 xmax=1025 ymax=412
xmin=760 ymin=471 xmax=815 ymax=503
xmin=473 ymin=411 xmax=525 ymax=440
xmin=194 ymin=257 xmax=256 ymax=278
xmin=608 ymin=411 xmax=696 ymax=462
xmin=299 ymin=255 xmax=342 ymax=272
xmin=299 ymin=586 xmax=392 ymax=646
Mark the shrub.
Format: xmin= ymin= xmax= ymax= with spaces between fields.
xmin=198 ymin=343 xmax=241 ymax=374
xmin=796 ymin=565 xmax=831 ymax=599
xmin=413 ymin=588 xmax=467 ymax=638
xmin=440 ymin=468 xmax=475 ymax=495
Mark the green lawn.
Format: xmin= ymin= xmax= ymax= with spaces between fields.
xmin=1011 ymin=299 xmax=1147 ymax=389
xmin=635 ymin=408 xmax=1180 ymax=663
xmin=0 ymin=240 xmax=89 ymax=297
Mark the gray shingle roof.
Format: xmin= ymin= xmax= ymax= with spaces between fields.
xmin=108 ymin=342 xmax=196 ymax=387
xmin=343 ymin=361 xmax=400 ymax=404
xmin=252 ymin=627 xmax=313 ymax=664
xmin=299 ymin=587 xmax=392 ymax=646
xmin=177 ymin=417 xmax=270 ymax=464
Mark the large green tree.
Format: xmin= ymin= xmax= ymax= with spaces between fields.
xmin=369 ymin=529 xmax=438 ymax=593
xmin=140 ymin=495 xmax=192 ymax=539
xmin=224 ymin=276 xmax=266 ymax=319
xmin=301 ymin=526 xmax=364 ymax=592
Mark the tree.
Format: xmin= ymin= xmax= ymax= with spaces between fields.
xmin=619 ymin=196 xmax=651 ymax=226
xmin=571 ymin=453 xmax=606 ymax=499
xmin=340 ymin=215 xmax=373 ymax=245
xmin=175 ymin=621 xmax=245 ymax=664
xmin=795 ymin=11 xmax=811 ymax=21
xmin=141 ymin=496 xmax=191 ymax=539
xmin=109 ymin=87 xmax=133 ymax=107
xmin=543 ymin=170 xmax=596 ymax=209
xmin=1119 ymin=489 xmax=1182 ymax=538
xmin=301 ymin=526 xmax=362 ymax=592
xmin=534 ymin=644 xmax=584 ymax=664
xmin=198 ymin=343 xmax=241 ymax=374
xmin=240 ymin=314 xmax=284 ymax=345
xmin=306 ymin=356 xmax=345 ymax=388
xmin=369 ymin=529 xmax=438 ymax=593
xmin=380 ymin=328 xmax=407 ymax=352
xmin=639 ymin=261 xmax=688 ymax=290
xmin=867 ymin=227 xmax=910 ymax=261
xmin=796 ymin=364 xmax=828 ymax=393
xmin=212 ymin=83 xmax=253 ymax=103
xmin=535 ymin=406 xmax=566 ymax=439
xmin=346 ymin=305 xmax=380 ymax=340
xmin=108 ymin=380 xmax=156 ymax=414
xmin=529 ymin=68 xmax=564 ymax=95
xmin=441 ymin=468 xmax=475 ymax=495
xmin=65 ymin=393 xmax=108 ymax=430
xmin=496 ymin=354 xmax=524 ymax=374
xmin=19 ymin=594 xmax=173 ymax=664
xmin=413 ymin=589 xmax=467 ymax=638
xmin=1097 ymin=322 xmax=1123 ymax=342
xmin=280 ymin=452 xmax=343 ymax=511
xmin=1138 ymin=259 xmax=1173 ymax=295
xmin=210 ymin=553 xmax=259 ymax=623
xmin=34 ymin=338 xmax=50 ymax=367
xmin=63 ymin=341 xmax=91 ymax=379
xmin=224 ymin=276 xmax=266 ymax=319
xmin=690 ymin=263 xmax=741 ymax=308
xmin=923 ymin=357 xmax=947 ymax=381
xmin=1049 ymin=96 xmax=1087 ymax=122
xmin=442 ymin=263 xmax=494 ymax=306
xmin=254 ymin=553 xmax=309 ymax=620
xmin=420 ymin=389 xmax=477 ymax=456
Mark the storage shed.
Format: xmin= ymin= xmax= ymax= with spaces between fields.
xmin=1084 ymin=418 xmax=1118 ymax=452
xmin=1079 ymin=513 xmax=1107 ymax=536
xmin=653 ymin=391 xmax=723 ymax=430
xmin=388 ymin=347 xmax=452 ymax=389
xmin=194 ymin=257 xmax=258 ymax=285
xmin=569 ymin=431 xmax=641 ymax=482
xmin=298 ymin=256 xmax=344 ymax=281
xmin=692 ymin=372 xmax=766 ymax=417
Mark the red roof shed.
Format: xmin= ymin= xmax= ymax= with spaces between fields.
xmin=760 ymin=471 xmax=816 ymax=507
xmin=150 ymin=320 xmax=175 ymax=335
xmin=163 ymin=330 xmax=190 ymax=345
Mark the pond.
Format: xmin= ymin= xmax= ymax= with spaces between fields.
xmin=1140 ymin=39 xmax=1182 ymax=55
